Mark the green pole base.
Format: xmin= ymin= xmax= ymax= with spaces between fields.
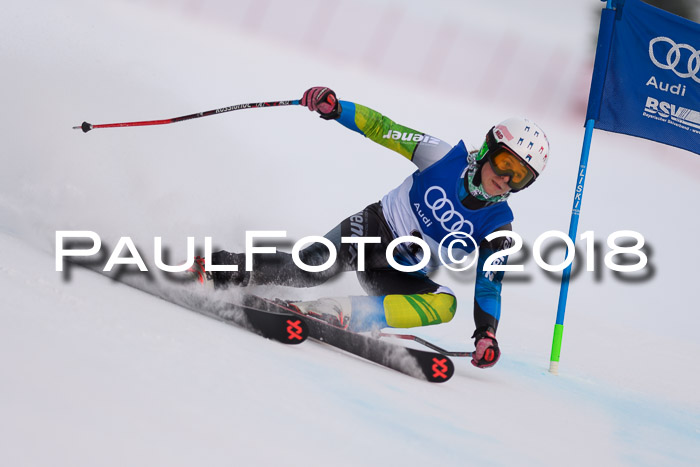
xmin=549 ymin=324 xmax=564 ymax=374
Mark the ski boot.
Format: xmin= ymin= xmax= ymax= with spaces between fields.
xmin=292 ymin=297 xmax=353 ymax=330
xmin=184 ymin=255 xmax=216 ymax=290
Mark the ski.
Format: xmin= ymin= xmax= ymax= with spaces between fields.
xmin=157 ymin=294 xmax=309 ymax=344
xmin=305 ymin=316 xmax=455 ymax=383
xmin=241 ymin=295 xmax=455 ymax=382
xmin=87 ymin=265 xmax=451 ymax=377
xmin=95 ymin=273 xmax=310 ymax=345
xmin=156 ymin=294 xmax=309 ymax=344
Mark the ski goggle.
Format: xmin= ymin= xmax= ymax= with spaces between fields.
xmin=487 ymin=148 xmax=536 ymax=190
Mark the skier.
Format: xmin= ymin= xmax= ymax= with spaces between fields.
xmin=189 ymin=86 xmax=550 ymax=369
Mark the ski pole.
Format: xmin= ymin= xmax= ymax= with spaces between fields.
xmin=378 ymin=333 xmax=473 ymax=357
xmin=73 ymin=99 xmax=300 ymax=133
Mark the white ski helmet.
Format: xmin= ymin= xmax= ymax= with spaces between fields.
xmin=478 ymin=117 xmax=550 ymax=191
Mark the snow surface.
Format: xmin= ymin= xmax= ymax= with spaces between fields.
xmin=2 ymin=0 xmax=699 ymax=466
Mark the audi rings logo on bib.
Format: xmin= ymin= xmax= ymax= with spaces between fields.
xmin=649 ymin=36 xmax=700 ymax=83
xmin=422 ymin=186 xmax=474 ymax=234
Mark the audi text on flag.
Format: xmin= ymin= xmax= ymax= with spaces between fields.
xmin=587 ymin=0 xmax=700 ymax=155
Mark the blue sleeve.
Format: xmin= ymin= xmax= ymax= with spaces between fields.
xmin=336 ymin=100 xmax=361 ymax=134
xmin=473 ymin=243 xmax=507 ymax=332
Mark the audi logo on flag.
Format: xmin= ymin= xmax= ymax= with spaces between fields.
xmin=649 ymin=36 xmax=700 ymax=83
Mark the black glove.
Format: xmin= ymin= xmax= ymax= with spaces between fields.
xmin=471 ymin=327 xmax=500 ymax=368
xmin=300 ymin=86 xmax=342 ymax=120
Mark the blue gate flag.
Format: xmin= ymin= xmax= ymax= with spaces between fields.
xmin=586 ymin=0 xmax=700 ymax=155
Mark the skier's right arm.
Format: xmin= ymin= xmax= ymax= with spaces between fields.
xmin=300 ymin=86 xmax=452 ymax=170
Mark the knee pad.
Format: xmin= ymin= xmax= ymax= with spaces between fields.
xmin=384 ymin=293 xmax=457 ymax=328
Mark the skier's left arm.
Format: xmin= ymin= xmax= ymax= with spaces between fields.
xmin=300 ymin=86 xmax=452 ymax=170
xmin=471 ymin=223 xmax=514 ymax=368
